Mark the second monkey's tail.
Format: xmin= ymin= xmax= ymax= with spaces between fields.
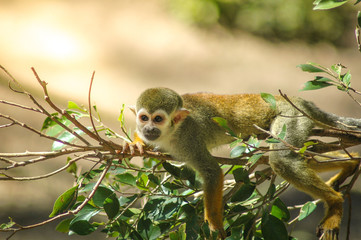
xmin=302 ymin=100 xmax=361 ymax=131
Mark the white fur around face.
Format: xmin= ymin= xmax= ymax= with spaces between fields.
xmin=135 ymin=108 xmax=189 ymax=152
xmin=136 ymin=108 xmax=172 ymax=149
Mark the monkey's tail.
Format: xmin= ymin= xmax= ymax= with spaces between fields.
xmin=304 ymin=101 xmax=361 ymax=131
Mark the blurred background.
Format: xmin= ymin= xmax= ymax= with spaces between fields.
xmin=0 ymin=0 xmax=361 ymax=239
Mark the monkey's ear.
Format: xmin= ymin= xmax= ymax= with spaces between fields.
xmin=173 ymin=108 xmax=190 ymax=124
xmin=128 ymin=106 xmax=136 ymax=115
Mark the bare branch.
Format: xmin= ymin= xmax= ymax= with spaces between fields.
xmin=31 ymin=68 xmax=99 ymax=144
xmin=88 ymin=71 xmax=102 ymax=142
xmin=0 ymin=100 xmax=42 ymax=113
xmin=0 ymin=113 xmax=85 ymax=148
xmin=0 ymin=153 xmax=91 ymax=181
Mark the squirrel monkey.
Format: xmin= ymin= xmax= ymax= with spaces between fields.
xmin=125 ymin=87 xmax=360 ymax=239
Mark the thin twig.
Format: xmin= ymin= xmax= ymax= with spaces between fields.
xmin=0 ymin=123 xmax=15 ymax=128
xmin=72 ymin=157 xmax=112 ymax=214
xmin=30 ymin=67 xmax=93 ymax=146
xmin=0 ymin=148 xmax=101 ymax=170
xmin=0 ymin=65 xmax=25 ymax=94
xmin=0 ymin=113 xmax=84 ymax=148
xmin=0 ymin=100 xmax=42 ymax=113
xmin=87 ymin=71 xmax=102 ymax=142
xmin=0 ymin=153 xmax=91 ymax=181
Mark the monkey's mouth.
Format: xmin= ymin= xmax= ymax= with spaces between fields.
xmin=143 ymin=128 xmax=161 ymax=141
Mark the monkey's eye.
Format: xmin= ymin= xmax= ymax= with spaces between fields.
xmin=154 ymin=115 xmax=163 ymax=123
xmin=140 ymin=115 xmax=149 ymax=122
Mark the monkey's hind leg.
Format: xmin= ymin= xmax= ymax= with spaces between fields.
xmin=308 ymin=153 xmax=359 ymax=191
xmin=269 ymin=116 xmax=344 ymax=240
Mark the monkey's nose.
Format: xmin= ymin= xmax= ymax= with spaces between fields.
xmin=143 ymin=127 xmax=161 ymax=141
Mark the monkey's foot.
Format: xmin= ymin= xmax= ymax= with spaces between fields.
xmin=316 ymin=224 xmax=339 ymax=240
xmin=122 ymin=140 xmax=144 ymax=155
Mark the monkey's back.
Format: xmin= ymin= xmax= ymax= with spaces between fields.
xmin=181 ymin=93 xmax=278 ymax=147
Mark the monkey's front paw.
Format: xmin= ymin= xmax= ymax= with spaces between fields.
xmin=316 ymin=225 xmax=339 ymax=240
xmin=122 ymin=141 xmax=144 ymax=155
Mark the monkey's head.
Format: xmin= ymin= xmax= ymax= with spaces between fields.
xmin=131 ymin=88 xmax=190 ymax=146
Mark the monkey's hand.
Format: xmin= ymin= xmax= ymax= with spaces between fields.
xmin=316 ymin=224 xmax=339 ymax=240
xmin=122 ymin=132 xmax=145 ymax=155
xmin=316 ymin=199 xmax=342 ymax=240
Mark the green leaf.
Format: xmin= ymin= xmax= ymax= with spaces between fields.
xmin=357 ymin=11 xmax=361 ymax=26
xmin=229 ymin=205 xmax=248 ymax=215
xmin=69 ymin=220 xmax=96 ymax=235
xmin=271 ymin=198 xmax=290 ymax=221
xmin=0 ymin=218 xmax=15 ymax=230
xmin=266 ymin=126 xmax=287 ymax=143
xmin=42 ymin=114 xmax=72 ymax=137
xmin=331 ymin=64 xmax=342 ymax=75
xmin=148 ymin=173 xmax=160 ymax=186
xmin=70 ymin=204 xmax=100 ymax=234
xmin=267 ymin=183 xmax=276 ymax=199
xmin=301 ymin=79 xmax=333 ymax=91
xmin=170 ymin=224 xmax=186 ymax=240
xmin=67 ymin=101 xmax=86 ymax=112
xmin=228 ymin=226 xmax=243 ymax=239
xmin=179 ymin=203 xmax=196 ymax=219
xmin=261 ymin=213 xmax=288 ymax=240
xmin=341 ymin=71 xmax=351 ymax=88
xmin=137 ymin=216 xmax=161 ymax=240
xmin=232 ymin=168 xmax=250 ymax=184
xmin=313 ymin=0 xmax=348 ymax=10
xmin=77 ymin=203 xmax=100 ymax=216
xmin=314 ymin=76 xmax=335 ymax=83
xmin=156 ymin=198 xmax=180 ymax=221
xmin=66 ymin=157 xmax=77 ymax=175
xmin=55 ymin=218 xmax=73 ymax=233
xmin=52 ymin=127 xmax=86 ymax=151
xmin=277 ymin=124 xmax=287 ymax=140
xmin=92 ymin=186 xmax=113 ymax=207
xmin=247 ymin=136 xmax=260 ymax=149
xmin=230 ymin=183 xmax=255 ymax=202
xmin=212 ymin=117 xmax=237 ymax=137
xmin=261 ymin=93 xmax=276 ymax=110
xmin=299 ymin=201 xmax=317 ymax=220
xmin=265 ymin=138 xmax=280 ymax=144
xmin=144 ymin=198 xmax=166 ymax=214
xmin=41 ymin=113 xmax=60 ymax=132
xmin=185 ymin=214 xmax=200 ymax=240
xmin=162 ymin=162 xmax=181 ymax=178
xmin=297 ymin=63 xmax=326 ymax=73
xmin=116 ymin=173 xmax=137 ymax=186
xmin=180 ymin=167 xmax=196 ymax=187
xmin=230 ymin=212 xmax=255 ymax=229
xmin=118 ymin=104 xmax=126 ymax=128
xmin=136 ymin=173 xmax=149 ymax=190
xmin=119 ymin=194 xmax=139 ymax=206
xmin=248 ymin=153 xmax=264 ymax=166
xmin=298 ymin=141 xmax=318 ymax=154
xmin=49 ymin=185 xmax=78 ymax=217
xmin=162 ymin=182 xmax=183 ymax=192
xmin=230 ymin=145 xmax=247 ymax=158
xmin=104 ymin=193 xmax=120 ymax=219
